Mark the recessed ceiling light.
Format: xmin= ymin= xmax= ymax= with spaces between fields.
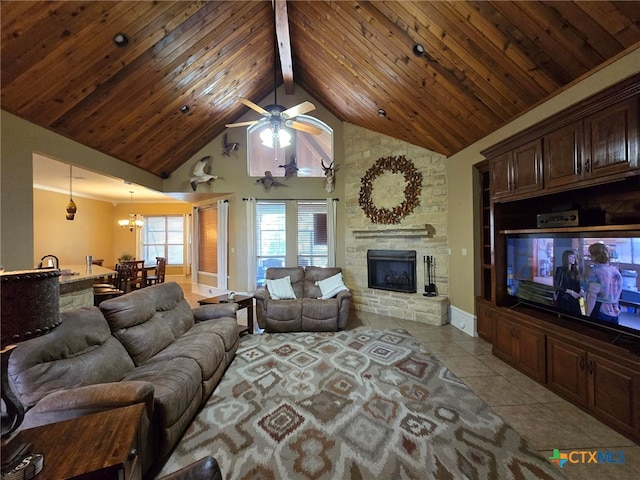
xmin=377 ymin=108 xmax=386 ymax=118
xmin=412 ymin=43 xmax=425 ymax=56
xmin=113 ymin=33 xmax=129 ymax=47
xmin=180 ymin=105 xmax=190 ymax=113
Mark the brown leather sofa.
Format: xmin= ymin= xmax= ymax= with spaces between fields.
xmin=7 ymin=282 xmax=239 ymax=474
xmin=254 ymin=266 xmax=351 ymax=332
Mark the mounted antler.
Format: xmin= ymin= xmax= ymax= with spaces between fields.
xmin=321 ymin=159 xmax=335 ymax=193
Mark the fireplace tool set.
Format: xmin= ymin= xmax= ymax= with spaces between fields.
xmin=423 ymin=255 xmax=438 ymax=296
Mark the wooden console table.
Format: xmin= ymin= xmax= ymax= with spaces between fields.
xmin=10 ymin=403 xmax=144 ymax=480
xmin=199 ymin=294 xmax=254 ymax=334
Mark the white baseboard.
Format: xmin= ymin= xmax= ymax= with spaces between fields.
xmin=165 ymin=274 xmax=190 ymax=284
xmin=191 ymin=284 xmax=228 ymax=297
xmin=450 ymin=306 xmax=477 ymax=337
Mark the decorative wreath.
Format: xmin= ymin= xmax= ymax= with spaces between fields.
xmin=358 ymin=155 xmax=423 ymax=224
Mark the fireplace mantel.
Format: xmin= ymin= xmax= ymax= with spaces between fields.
xmin=353 ymin=224 xmax=434 ymax=239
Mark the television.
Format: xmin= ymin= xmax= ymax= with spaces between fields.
xmin=505 ymin=230 xmax=640 ymax=340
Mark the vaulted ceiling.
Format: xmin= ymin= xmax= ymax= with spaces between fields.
xmin=2 ymin=1 xmax=639 ymax=179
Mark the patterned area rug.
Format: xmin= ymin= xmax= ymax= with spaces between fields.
xmin=157 ymin=328 xmax=564 ymax=479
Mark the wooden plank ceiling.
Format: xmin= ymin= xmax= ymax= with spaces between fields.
xmin=2 ymin=1 xmax=639 ymax=179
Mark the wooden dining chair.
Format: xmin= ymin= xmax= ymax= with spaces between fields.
xmin=146 ymin=257 xmax=167 ymax=286
xmin=119 ymin=260 xmax=145 ymax=291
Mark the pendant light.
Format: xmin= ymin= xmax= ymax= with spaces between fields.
xmin=118 ymin=191 xmax=144 ymax=232
xmin=65 ymin=165 xmax=77 ymax=220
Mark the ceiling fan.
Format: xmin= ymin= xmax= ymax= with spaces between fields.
xmin=225 ymin=0 xmax=323 ymax=147
xmin=225 ymin=97 xmax=323 ymax=147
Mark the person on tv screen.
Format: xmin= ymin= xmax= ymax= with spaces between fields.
xmin=553 ymin=250 xmax=584 ymax=315
xmin=586 ymin=243 xmax=623 ymax=324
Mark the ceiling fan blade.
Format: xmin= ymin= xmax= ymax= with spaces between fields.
xmin=281 ymin=101 xmax=315 ymax=119
xmin=239 ymin=98 xmax=269 ymax=116
xmin=225 ymin=120 xmax=260 ymax=128
xmin=286 ymin=120 xmax=323 ymax=135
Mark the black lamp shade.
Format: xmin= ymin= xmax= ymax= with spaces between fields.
xmin=0 ymin=269 xmax=61 ymax=349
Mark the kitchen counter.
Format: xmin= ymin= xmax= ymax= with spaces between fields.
xmin=58 ymin=265 xmax=116 ymax=284
xmin=57 ymin=265 xmax=116 ymax=311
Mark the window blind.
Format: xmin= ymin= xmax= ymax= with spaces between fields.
xmin=198 ymin=207 xmax=217 ymax=273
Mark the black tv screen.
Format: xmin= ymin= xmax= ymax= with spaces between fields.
xmin=506 ymin=231 xmax=640 ymax=339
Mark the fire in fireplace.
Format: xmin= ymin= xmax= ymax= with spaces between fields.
xmin=367 ymin=250 xmax=417 ymax=293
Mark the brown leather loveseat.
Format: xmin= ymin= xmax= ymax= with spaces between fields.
xmin=254 ymin=266 xmax=351 ymax=332
xmin=8 ymin=282 xmax=239 ymax=474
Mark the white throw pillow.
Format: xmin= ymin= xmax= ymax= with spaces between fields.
xmin=266 ymin=276 xmax=297 ymax=300
xmin=315 ymin=272 xmax=349 ymax=299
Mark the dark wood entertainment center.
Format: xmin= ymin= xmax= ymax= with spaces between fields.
xmin=475 ymin=73 xmax=640 ymax=443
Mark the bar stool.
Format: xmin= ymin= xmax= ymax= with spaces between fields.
xmin=93 ymin=266 xmax=128 ymax=306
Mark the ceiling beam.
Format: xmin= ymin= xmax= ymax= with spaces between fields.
xmin=274 ymin=0 xmax=294 ymax=94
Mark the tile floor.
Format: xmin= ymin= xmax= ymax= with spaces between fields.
xmin=184 ymin=289 xmax=639 ymax=480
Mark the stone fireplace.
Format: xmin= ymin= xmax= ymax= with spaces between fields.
xmin=367 ymin=250 xmax=417 ymax=293
xmin=343 ymin=124 xmax=450 ymax=326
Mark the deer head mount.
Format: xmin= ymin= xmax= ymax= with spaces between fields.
xmin=321 ymin=159 xmax=335 ymax=193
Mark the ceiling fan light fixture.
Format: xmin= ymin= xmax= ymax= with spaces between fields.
xmin=278 ymin=128 xmax=291 ymax=148
xmin=259 ymin=128 xmax=274 ymax=148
xmin=260 ymin=123 xmax=291 ymax=148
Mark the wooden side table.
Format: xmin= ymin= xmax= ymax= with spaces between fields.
xmin=198 ymin=294 xmax=254 ymax=335
xmin=9 ymin=403 xmax=144 ymax=480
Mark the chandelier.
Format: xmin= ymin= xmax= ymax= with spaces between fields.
xmin=118 ymin=191 xmax=144 ymax=232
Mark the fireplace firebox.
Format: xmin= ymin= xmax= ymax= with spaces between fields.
xmin=367 ymin=250 xmax=417 ymax=293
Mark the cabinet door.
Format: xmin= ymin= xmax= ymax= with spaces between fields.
xmin=588 ymin=352 xmax=640 ymax=434
xmin=490 ymin=152 xmax=512 ymax=199
xmin=492 ymin=312 xmax=516 ymax=363
xmin=515 ymin=322 xmax=546 ymax=383
xmin=512 ymin=140 xmax=543 ymax=195
xmin=584 ymin=98 xmax=639 ymax=178
xmin=544 ymin=122 xmax=582 ymax=188
xmin=546 ymin=336 xmax=588 ymax=406
xmin=476 ymin=297 xmax=492 ymax=342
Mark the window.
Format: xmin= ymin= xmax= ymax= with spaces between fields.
xmin=248 ymin=115 xmax=333 ymax=177
xmin=297 ymin=202 xmax=328 ymax=267
xmin=255 ymin=200 xmax=328 ymax=286
xmin=256 ymin=202 xmax=286 ymax=286
xmin=142 ymin=216 xmax=184 ymax=265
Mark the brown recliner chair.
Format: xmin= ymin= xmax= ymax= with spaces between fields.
xmin=254 ymin=266 xmax=351 ymax=332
